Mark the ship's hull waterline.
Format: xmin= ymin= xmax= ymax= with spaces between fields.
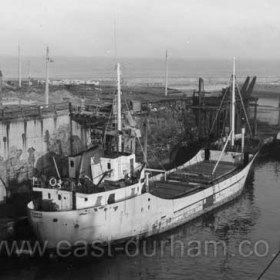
xmin=27 ymin=151 xmax=257 ymax=249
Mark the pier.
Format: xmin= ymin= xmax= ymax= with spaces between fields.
xmin=0 ymin=102 xmax=69 ymax=120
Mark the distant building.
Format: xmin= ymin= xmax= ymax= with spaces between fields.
xmin=131 ymin=100 xmax=141 ymax=112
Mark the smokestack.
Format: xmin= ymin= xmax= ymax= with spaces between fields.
xmin=198 ymin=78 xmax=204 ymax=92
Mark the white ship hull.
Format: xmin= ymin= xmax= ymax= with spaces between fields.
xmin=27 ymin=151 xmax=257 ymax=249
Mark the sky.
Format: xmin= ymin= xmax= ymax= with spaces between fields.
xmin=1 ymin=0 xmax=280 ymax=59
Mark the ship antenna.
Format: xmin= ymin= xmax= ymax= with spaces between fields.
xmin=114 ymin=16 xmax=118 ymax=64
xmin=45 ymin=46 xmax=50 ymax=105
xmin=113 ymin=14 xmax=122 ymax=152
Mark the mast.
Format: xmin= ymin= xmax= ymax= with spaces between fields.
xmin=231 ymin=57 xmax=236 ymax=146
xmin=144 ymin=117 xmax=148 ymax=163
xmin=45 ymin=46 xmax=50 ymax=105
xmin=117 ymin=63 xmax=122 ymax=152
xmin=164 ymin=49 xmax=168 ymax=96
xmin=18 ymin=45 xmax=21 ymax=88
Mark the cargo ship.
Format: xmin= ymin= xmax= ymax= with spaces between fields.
xmin=27 ymin=60 xmax=261 ymax=250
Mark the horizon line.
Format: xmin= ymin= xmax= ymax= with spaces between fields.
xmin=0 ymin=54 xmax=280 ymax=61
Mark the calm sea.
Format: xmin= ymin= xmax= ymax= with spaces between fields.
xmin=1 ymin=56 xmax=280 ymax=87
xmin=1 ymin=157 xmax=280 ymax=280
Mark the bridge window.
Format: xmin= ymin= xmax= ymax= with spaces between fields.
xmin=131 ymin=188 xmax=136 ymax=196
xmin=58 ymin=194 xmax=61 ymax=200
xmin=95 ymin=196 xmax=102 ymax=207
xmin=48 ymin=193 xmax=51 ymax=199
xmin=70 ymin=160 xmax=74 ymax=168
xmin=107 ymin=193 xmax=115 ymax=204
xmin=107 ymin=162 xmax=111 ymax=170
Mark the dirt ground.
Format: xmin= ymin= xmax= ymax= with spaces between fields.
xmin=2 ymin=80 xmax=280 ymax=106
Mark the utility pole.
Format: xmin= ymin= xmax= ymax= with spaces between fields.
xmin=18 ymin=45 xmax=21 ymax=88
xmin=27 ymin=60 xmax=31 ymax=86
xmin=164 ymin=49 xmax=168 ymax=96
xmin=45 ymin=46 xmax=50 ymax=105
xmin=231 ymin=57 xmax=236 ymax=147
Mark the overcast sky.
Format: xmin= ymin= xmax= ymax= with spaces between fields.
xmin=1 ymin=0 xmax=280 ymax=59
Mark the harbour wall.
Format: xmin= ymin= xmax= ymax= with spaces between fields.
xmin=134 ymin=102 xmax=213 ymax=169
xmin=0 ymin=108 xmax=90 ymax=190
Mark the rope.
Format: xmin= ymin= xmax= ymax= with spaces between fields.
xmin=256 ymin=248 xmax=280 ymax=280
xmin=221 ymin=104 xmax=228 ymax=139
xmin=209 ymin=75 xmax=254 ymax=139
xmin=209 ymin=87 xmax=229 ymax=135
xmin=136 ymin=136 xmax=147 ymax=163
xmin=122 ymin=89 xmax=131 ymax=113
xmin=235 ymin=80 xmax=253 ymax=137
xmin=149 ymin=144 xmax=166 ymax=171
xmin=103 ymin=110 xmax=113 ymax=149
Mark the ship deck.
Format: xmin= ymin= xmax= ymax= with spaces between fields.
xmin=150 ymin=160 xmax=239 ymax=199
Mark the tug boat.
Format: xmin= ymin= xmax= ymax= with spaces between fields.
xmin=27 ymin=60 xmax=261 ymax=250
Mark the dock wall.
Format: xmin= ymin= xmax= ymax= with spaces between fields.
xmin=0 ymin=104 xmax=90 ymax=189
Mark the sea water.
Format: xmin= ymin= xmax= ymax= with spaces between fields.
xmin=1 ymin=56 xmax=280 ymax=86
xmin=0 ymin=157 xmax=280 ymax=280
